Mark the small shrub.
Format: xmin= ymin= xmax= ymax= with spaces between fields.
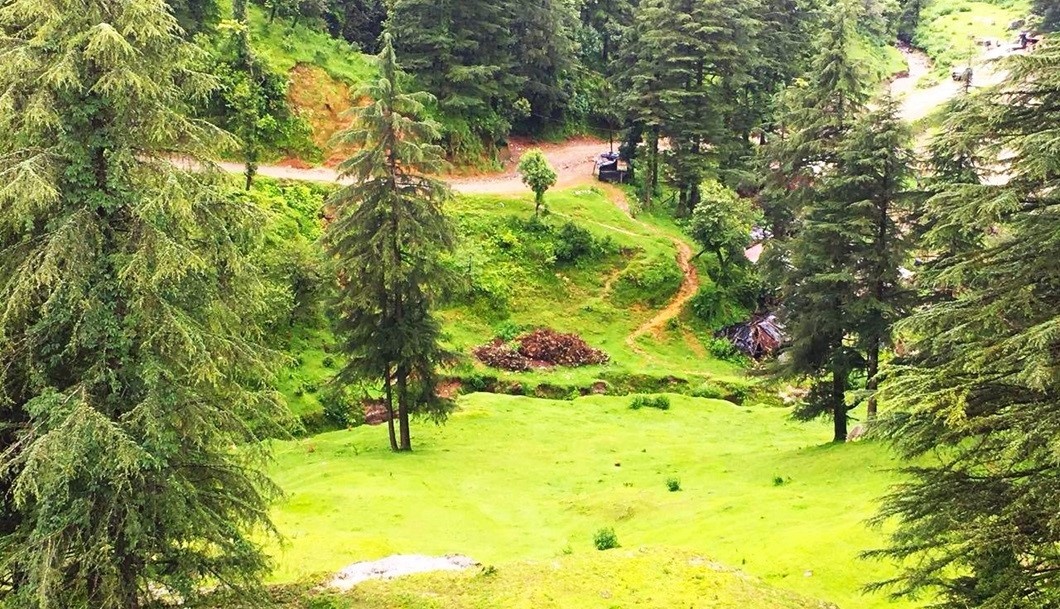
xmin=691 ymin=383 xmax=725 ymax=399
xmin=666 ymin=477 xmax=682 ymax=492
xmin=494 ymin=320 xmax=527 ymax=342
xmin=321 ymin=355 xmax=336 ymax=369
xmin=630 ymin=395 xmax=670 ymax=410
xmin=554 ymin=222 xmax=599 ymax=263
xmin=320 ymin=384 xmax=363 ymax=428
xmin=593 ymin=527 xmax=620 ymax=551
xmin=708 ymin=337 xmax=742 ymax=362
xmin=773 ymin=476 xmax=787 ymax=487
xmin=302 ymin=381 xmax=319 ymax=395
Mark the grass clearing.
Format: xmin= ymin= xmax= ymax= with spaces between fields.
xmin=914 ymin=0 xmax=1030 ymax=80
xmin=266 ymin=393 xmax=904 ymax=608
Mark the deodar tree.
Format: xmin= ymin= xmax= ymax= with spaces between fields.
xmin=325 ymin=33 xmax=456 ymax=452
xmin=869 ymin=39 xmax=1060 ymax=607
xmin=0 ymin=0 xmax=285 ymax=606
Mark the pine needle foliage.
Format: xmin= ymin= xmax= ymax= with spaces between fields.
xmin=869 ymin=40 xmax=1060 ymax=608
xmin=324 ymin=33 xmax=456 ymax=452
xmin=0 ymin=0 xmax=285 ymax=606
xmin=778 ymin=94 xmax=915 ymax=442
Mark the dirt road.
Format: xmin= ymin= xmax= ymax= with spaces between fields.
xmin=218 ymin=136 xmax=607 ymax=196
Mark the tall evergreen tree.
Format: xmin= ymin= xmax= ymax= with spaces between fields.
xmin=578 ymin=0 xmax=636 ymax=66
xmin=869 ymin=39 xmax=1060 ymax=608
xmin=232 ymin=0 xmax=262 ymax=189
xmin=388 ymin=0 xmax=519 ymax=160
xmin=620 ymin=0 xmax=668 ymax=208
xmin=325 ymin=34 xmax=456 ymax=452
xmin=758 ymin=0 xmax=869 ymax=240
xmin=835 ymin=94 xmax=915 ymax=421
xmin=0 ymin=0 xmax=284 ymax=605
xmin=510 ymin=0 xmax=576 ymax=132
xmin=1032 ymin=0 xmax=1059 ymax=31
xmin=777 ymin=94 xmax=912 ymax=442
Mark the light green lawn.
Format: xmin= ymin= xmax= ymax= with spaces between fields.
xmin=266 ymin=393 xmax=906 ymax=609
xmin=279 ymin=547 xmax=835 ymax=608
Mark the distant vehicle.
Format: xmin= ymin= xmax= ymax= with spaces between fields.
xmin=594 ymin=152 xmax=631 ymax=183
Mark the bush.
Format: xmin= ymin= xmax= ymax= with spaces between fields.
xmin=321 ymin=355 xmax=335 ymax=369
xmin=593 ymin=527 xmax=620 ymax=551
xmin=554 ymin=222 xmax=599 ymax=263
xmin=666 ymin=477 xmax=682 ymax=492
xmin=708 ymin=337 xmax=742 ymax=362
xmin=629 ymin=395 xmax=670 ymax=410
xmin=691 ymin=383 xmax=725 ymax=399
xmin=320 ymin=384 xmax=363 ymax=428
xmin=493 ymin=320 xmax=528 ymax=342
xmin=614 ymin=255 xmax=684 ymax=307
xmin=517 ymin=328 xmax=609 ymax=367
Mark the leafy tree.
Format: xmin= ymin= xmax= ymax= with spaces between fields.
xmin=517 ymin=150 xmax=558 ymax=216
xmin=324 ymin=33 xmax=456 ymax=452
xmin=688 ymin=182 xmax=756 ymax=283
xmin=868 ymin=40 xmax=1060 ymax=608
xmin=0 ymin=0 xmax=285 ymax=605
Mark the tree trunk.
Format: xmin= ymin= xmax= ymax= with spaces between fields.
xmin=832 ymin=365 xmax=847 ymax=443
xmin=384 ymin=365 xmax=398 ymax=451
xmin=866 ymin=338 xmax=879 ymax=421
xmin=396 ymin=364 xmax=412 ymax=451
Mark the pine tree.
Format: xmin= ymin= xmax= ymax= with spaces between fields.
xmin=0 ymin=0 xmax=284 ymax=606
xmin=619 ymin=0 xmax=669 ymax=208
xmin=832 ymin=94 xmax=915 ymax=421
xmin=578 ymin=0 xmax=636 ymax=66
xmin=1032 ymin=0 xmax=1058 ymax=31
xmin=232 ymin=0 xmax=262 ymax=189
xmin=325 ymin=33 xmax=456 ymax=452
xmin=868 ymin=39 xmax=1060 ymax=608
xmin=776 ymin=165 xmax=864 ymax=443
xmin=510 ymin=0 xmax=575 ymax=132
xmin=777 ymin=94 xmax=912 ymax=442
xmin=388 ymin=0 xmax=519 ymax=160
xmin=758 ymin=0 xmax=869 ymax=240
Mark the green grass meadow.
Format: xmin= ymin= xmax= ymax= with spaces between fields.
xmin=266 ymin=393 xmax=904 ymax=609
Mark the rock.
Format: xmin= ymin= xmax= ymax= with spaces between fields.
xmin=846 ymin=424 xmax=866 ymax=442
xmin=328 ymin=554 xmax=479 ymax=591
xmin=1009 ymin=18 xmax=1025 ymax=30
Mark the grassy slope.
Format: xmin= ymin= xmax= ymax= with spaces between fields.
xmin=273 ymin=185 xmax=745 ymax=422
xmin=442 ymin=188 xmax=744 ymax=392
xmin=915 ymin=0 xmax=1031 ymax=78
xmin=266 ymin=393 xmax=902 ymax=609
xmin=247 ymin=5 xmax=374 ymax=84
